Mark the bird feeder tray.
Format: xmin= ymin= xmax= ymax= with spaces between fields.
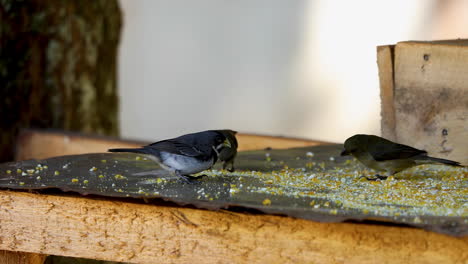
xmin=0 ymin=144 xmax=466 ymax=237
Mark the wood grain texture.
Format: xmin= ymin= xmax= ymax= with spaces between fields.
xmin=377 ymin=45 xmax=396 ymax=141
xmin=15 ymin=130 xmax=328 ymax=161
xmin=0 ymin=0 xmax=121 ymax=162
xmin=0 ymin=250 xmax=46 ymax=264
xmin=379 ymin=40 xmax=468 ymax=165
xmin=0 ymin=190 xmax=466 ymax=264
xmin=235 ymin=133 xmax=329 ymax=151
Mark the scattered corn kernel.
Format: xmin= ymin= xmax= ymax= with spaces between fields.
xmin=54 ymin=171 xmax=60 ymax=176
xmin=262 ymin=198 xmax=271 ymax=206
xmin=114 ymin=174 xmax=126 ymax=180
xmin=71 ymin=178 xmax=79 ymax=183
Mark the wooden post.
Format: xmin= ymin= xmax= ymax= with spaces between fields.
xmin=0 ymin=0 xmax=121 ymax=162
xmin=377 ymin=45 xmax=396 ymax=141
xmin=378 ymin=40 xmax=468 ymax=164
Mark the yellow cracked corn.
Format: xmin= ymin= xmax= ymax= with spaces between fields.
xmin=205 ymin=160 xmax=467 ymax=218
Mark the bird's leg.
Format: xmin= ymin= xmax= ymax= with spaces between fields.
xmin=228 ymin=159 xmax=235 ymax=172
xmin=359 ymin=170 xmax=388 ymax=181
xmin=175 ymin=170 xmax=209 ymax=184
xmin=223 ymin=160 xmax=235 ymax=172
xmin=374 ymin=174 xmax=389 ymax=180
xmin=364 ymin=174 xmax=388 ymax=181
xmin=175 ymin=170 xmax=198 ymax=184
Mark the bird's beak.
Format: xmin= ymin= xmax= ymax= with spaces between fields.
xmin=222 ymin=138 xmax=232 ymax=148
xmin=340 ymin=149 xmax=350 ymax=156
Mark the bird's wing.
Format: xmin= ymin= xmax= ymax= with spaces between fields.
xmin=148 ymin=140 xmax=204 ymax=157
xmin=369 ymin=142 xmax=427 ymax=161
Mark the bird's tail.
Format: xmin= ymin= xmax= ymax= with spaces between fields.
xmin=421 ymin=156 xmax=461 ymax=166
xmin=108 ymin=148 xmax=148 ymax=154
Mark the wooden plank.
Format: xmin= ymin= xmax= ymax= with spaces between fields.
xmin=377 ymin=45 xmax=397 ymax=141
xmin=0 ymin=190 xmax=466 ymax=264
xmin=234 ymin=133 xmax=329 ymax=151
xmin=394 ymin=41 xmax=468 ymax=164
xmin=15 ymin=130 xmax=145 ymax=161
xmin=11 ymin=129 xmax=467 ymax=263
xmin=15 ymin=129 xmax=329 ymax=161
xmin=381 ymin=41 xmax=468 ymax=164
xmin=0 ymin=250 xmax=46 ymax=264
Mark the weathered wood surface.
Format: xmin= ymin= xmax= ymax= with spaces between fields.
xmin=0 ymin=190 xmax=466 ymax=264
xmin=0 ymin=250 xmax=46 ymax=264
xmin=4 ymin=145 xmax=468 ymax=237
xmin=378 ymin=40 xmax=468 ymax=165
xmin=15 ymin=129 xmax=328 ymax=161
xmin=377 ymin=45 xmax=396 ymax=141
xmin=0 ymin=0 xmax=121 ymax=162
xmin=7 ymin=129 xmax=467 ymax=263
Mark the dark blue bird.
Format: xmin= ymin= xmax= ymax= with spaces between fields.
xmin=109 ymin=130 xmax=235 ymax=182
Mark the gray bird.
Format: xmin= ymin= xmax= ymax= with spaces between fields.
xmin=217 ymin=130 xmax=238 ymax=172
xmin=341 ymin=134 xmax=461 ymax=179
xmin=109 ymin=130 xmax=233 ymax=183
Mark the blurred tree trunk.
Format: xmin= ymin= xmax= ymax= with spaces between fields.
xmin=0 ymin=0 xmax=121 ymax=162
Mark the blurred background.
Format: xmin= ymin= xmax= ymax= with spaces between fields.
xmin=118 ymin=0 xmax=468 ymax=143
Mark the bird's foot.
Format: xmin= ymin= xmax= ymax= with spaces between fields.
xmin=177 ymin=174 xmax=197 ymax=184
xmin=361 ymin=174 xmax=388 ymax=181
xmin=222 ymin=163 xmax=235 ymax=172
xmin=176 ymin=172 xmax=206 ymax=184
xmin=223 ymin=165 xmax=235 ymax=172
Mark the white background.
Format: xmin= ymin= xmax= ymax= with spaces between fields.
xmin=118 ymin=0 xmax=468 ymax=143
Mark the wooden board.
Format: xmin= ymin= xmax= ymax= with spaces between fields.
xmin=15 ymin=129 xmax=328 ymax=161
xmin=7 ymin=129 xmax=466 ymax=263
xmin=0 ymin=250 xmax=46 ymax=264
xmin=378 ymin=40 xmax=468 ymax=165
xmin=377 ymin=45 xmax=396 ymax=141
xmin=0 ymin=190 xmax=466 ymax=264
